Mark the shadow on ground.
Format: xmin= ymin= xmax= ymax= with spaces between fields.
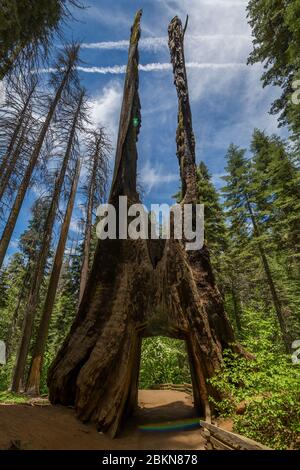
xmin=0 ymin=390 xmax=206 ymax=450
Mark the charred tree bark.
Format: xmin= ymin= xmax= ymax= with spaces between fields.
xmin=11 ymin=91 xmax=83 ymax=392
xmin=168 ymin=16 xmax=197 ymax=205
xmin=26 ymin=159 xmax=81 ymax=395
xmin=48 ymin=12 xmax=247 ymax=438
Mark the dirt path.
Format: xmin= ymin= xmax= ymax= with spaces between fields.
xmin=0 ymin=390 xmax=206 ymax=450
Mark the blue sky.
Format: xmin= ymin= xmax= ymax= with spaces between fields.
xmin=4 ymin=0 xmax=287 ymax=260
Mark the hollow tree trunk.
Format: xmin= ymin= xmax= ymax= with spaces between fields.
xmin=48 ymin=12 xmax=248 ymax=438
xmin=11 ymin=91 xmax=83 ymax=392
xmin=26 ymin=159 xmax=81 ymax=394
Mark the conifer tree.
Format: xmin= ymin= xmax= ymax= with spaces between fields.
xmin=0 ymin=0 xmax=82 ymax=79
xmin=0 ymin=74 xmax=38 ymax=201
xmin=11 ymin=84 xmax=85 ymax=393
xmin=27 ymin=158 xmax=81 ymax=394
xmin=78 ymin=128 xmax=110 ymax=304
xmin=223 ymin=144 xmax=292 ymax=352
xmin=247 ymin=0 xmax=300 ymax=141
xmin=197 ymin=161 xmax=227 ymax=263
xmin=0 ymin=44 xmax=80 ymax=269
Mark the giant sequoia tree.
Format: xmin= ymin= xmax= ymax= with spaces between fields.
xmin=47 ymin=12 xmax=246 ymax=437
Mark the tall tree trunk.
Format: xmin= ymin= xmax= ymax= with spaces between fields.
xmin=0 ymin=63 xmax=73 ymax=269
xmin=0 ymin=82 xmax=36 ymax=195
xmin=78 ymin=148 xmax=98 ymax=305
xmin=230 ymin=280 xmax=242 ymax=333
xmin=11 ymin=92 xmax=83 ymax=392
xmin=246 ymin=198 xmax=291 ymax=352
xmin=26 ymin=159 xmax=81 ymax=395
xmin=48 ymin=13 xmax=249 ymax=437
xmin=5 ymin=264 xmax=31 ymax=359
xmin=0 ymin=114 xmax=31 ymax=201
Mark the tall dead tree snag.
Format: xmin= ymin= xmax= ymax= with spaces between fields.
xmin=168 ymin=16 xmax=245 ymax=357
xmin=168 ymin=16 xmax=197 ymax=205
xmin=48 ymin=12 xmax=246 ymax=437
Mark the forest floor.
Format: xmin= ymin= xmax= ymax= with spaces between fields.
xmin=0 ymin=390 xmax=213 ymax=450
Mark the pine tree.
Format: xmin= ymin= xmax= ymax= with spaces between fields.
xmin=78 ymin=128 xmax=110 ymax=304
xmin=0 ymin=74 xmax=37 ymax=201
xmin=249 ymin=129 xmax=300 ymax=337
xmin=11 ymin=84 xmax=85 ymax=393
xmin=196 ymin=161 xmax=227 ymax=262
xmin=247 ymin=0 xmax=300 ymax=141
xmin=27 ymin=158 xmax=81 ymax=394
xmin=223 ymin=143 xmax=292 ymax=352
xmin=0 ymin=0 xmax=82 ymax=78
xmin=250 ymin=129 xmax=300 ymax=257
xmin=0 ymin=198 xmax=49 ymax=369
xmin=0 ymin=44 xmax=80 ymax=269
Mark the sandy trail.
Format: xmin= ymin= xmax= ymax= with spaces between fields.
xmin=0 ymin=390 xmax=206 ymax=450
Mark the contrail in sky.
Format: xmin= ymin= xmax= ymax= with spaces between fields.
xmin=81 ymin=35 xmax=250 ymax=52
xmin=38 ymin=62 xmax=251 ymax=75
xmin=76 ymin=62 xmax=248 ymax=74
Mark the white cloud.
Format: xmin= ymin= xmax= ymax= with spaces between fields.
xmin=140 ymin=161 xmax=178 ymax=194
xmin=82 ymin=5 xmax=132 ymax=29
xmin=9 ymin=239 xmax=19 ymax=250
xmin=69 ymin=218 xmax=84 ymax=234
xmin=88 ymin=81 xmax=123 ymax=149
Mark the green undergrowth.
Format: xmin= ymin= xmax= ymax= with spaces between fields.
xmin=0 ymin=390 xmax=29 ymax=404
xmin=209 ymin=309 xmax=300 ymax=450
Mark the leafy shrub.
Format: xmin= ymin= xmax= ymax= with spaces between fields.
xmin=139 ymin=336 xmax=191 ymax=389
xmin=209 ymin=308 xmax=300 ymax=449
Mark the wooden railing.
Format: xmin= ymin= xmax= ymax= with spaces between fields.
xmin=200 ymin=421 xmax=271 ymax=450
xmin=149 ymin=383 xmax=193 ymax=395
xmin=147 ymin=384 xmax=271 ymax=449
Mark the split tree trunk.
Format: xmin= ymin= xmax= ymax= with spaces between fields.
xmin=11 ymin=92 xmax=83 ymax=392
xmin=48 ymin=12 xmax=248 ymax=438
xmin=26 ymin=159 xmax=81 ymax=394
